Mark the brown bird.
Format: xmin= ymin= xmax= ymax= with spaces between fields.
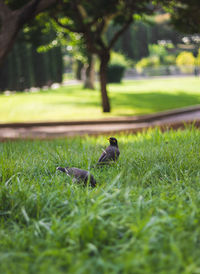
xmin=56 ymin=167 xmax=96 ymax=187
xmin=97 ymin=137 xmax=120 ymax=165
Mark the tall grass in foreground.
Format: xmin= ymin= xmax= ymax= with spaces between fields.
xmin=1 ymin=128 xmax=200 ymax=273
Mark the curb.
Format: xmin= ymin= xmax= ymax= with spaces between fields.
xmin=0 ymin=119 xmax=200 ymax=142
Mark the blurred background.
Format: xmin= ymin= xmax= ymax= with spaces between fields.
xmin=0 ymin=0 xmax=199 ymax=122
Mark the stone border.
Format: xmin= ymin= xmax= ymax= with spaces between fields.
xmin=0 ymin=119 xmax=199 ymax=142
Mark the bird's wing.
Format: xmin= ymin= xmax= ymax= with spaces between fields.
xmin=69 ymin=168 xmax=88 ymax=180
xmin=98 ymin=149 xmax=107 ymax=162
xmin=106 ymin=146 xmax=120 ymax=160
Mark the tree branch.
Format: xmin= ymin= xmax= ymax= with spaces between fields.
xmin=72 ymin=1 xmax=102 ymax=55
xmin=18 ymin=0 xmax=60 ymax=25
xmin=108 ymin=18 xmax=133 ymax=50
xmin=100 ymin=13 xmax=120 ymax=34
xmin=18 ymin=0 xmax=41 ymax=26
xmin=77 ymin=4 xmax=88 ymax=19
xmin=33 ymin=0 xmax=58 ymax=16
xmin=52 ymin=15 xmax=82 ymax=32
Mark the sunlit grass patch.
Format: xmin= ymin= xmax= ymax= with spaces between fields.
xmin=0 ymin=77 xmax=199 ymax=122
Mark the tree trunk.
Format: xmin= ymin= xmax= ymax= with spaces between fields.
xmin=84 ymin=54 xmax=95 ymax=89
xmin=76 ymin=60 xmax=84 ymax=80
xmin=0 ymin=0 xmax=57 ymax=66
xmin=0 ymin=14 xmax=20 ymax=66
xmin=99 ymin=52 xmax=110 ymax=112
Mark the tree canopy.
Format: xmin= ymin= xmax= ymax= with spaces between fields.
xmin=162 ymin=0 xmax=200 ymax=33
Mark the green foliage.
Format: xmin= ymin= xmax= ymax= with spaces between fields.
xmin=196 ymin=48 xmax=200 ymax=67
xmin=149 ymin=44 xmax=168 ymax=58
xmin=111 ymin=12 xmax=182 ymax=62
xmin=1 ymin=128 xmax=200 ymax=273
xmin=176 ymin=51 xmax=195 ymax=66
xmin=135 ymin=43 xmax=170 ymax=72
xmin=110 ymin=52 xmax=130 ymax=67
xmin=176 ymin=51 xmax=195 ymax=73
xmin=148 ymin=44 xmax=176 ymax=65
xmin=136 ymin=56 xmax=160 ymax=73
xmin=163 ymin=55 xmax=176 ymax=65
xmin=135 ymin=41 xmax=184 ymax=75
xmin=53 ymin=0 xmax=155 ymax=55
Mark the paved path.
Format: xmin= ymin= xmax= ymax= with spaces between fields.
xmin=0 ymin=106 xmax=200 ymax=140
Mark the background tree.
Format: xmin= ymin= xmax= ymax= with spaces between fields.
xmin=109 ymin=13 xmax=182 ymax=61
xmin=0 ymin=19 xmax=63 ymax=91
xmin=52 ymin=0 xmax=155 ymax=112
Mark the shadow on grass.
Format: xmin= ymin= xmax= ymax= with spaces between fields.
xmin=111 ymin=91 xmax=200 ymax=115
xmin=38 ymin=85 xmax=200 ymax=115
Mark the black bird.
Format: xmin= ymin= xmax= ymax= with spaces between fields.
xmin=97 ymin=137 xmax=120 ymax=165
xmin=56 ymin=167 xmax=96 ymax=187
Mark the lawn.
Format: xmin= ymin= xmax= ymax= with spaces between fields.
xmin=1 ymin=128 xmax=200 ymax=273
xmin=0 ymin=77 xmax=200 ymax=122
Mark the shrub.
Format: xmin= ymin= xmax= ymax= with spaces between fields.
xmin=196 ymin=48 xmax=200 ymax=66
xmin=136 ymin=56 xmax=160 ymax=73
xmin=149 ymin=44 xmax=168 ymax=59
xmin=110 ymin=51 xmax=130 ymax=67
xmin=107 ymin=52 xmax=129 ymax=83
xmin=163 ymin=55 xmax=176 ymax=65
xmin=107 ymin=64 xmax=126 ymax=83
xmin=176 ymin=51 xmax=195 ymax=73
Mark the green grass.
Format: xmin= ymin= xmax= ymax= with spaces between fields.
xmin=1 ymin=128 xmax=200 ymax=273
xmin=0 ymin=77 xmax=200 ymax=122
